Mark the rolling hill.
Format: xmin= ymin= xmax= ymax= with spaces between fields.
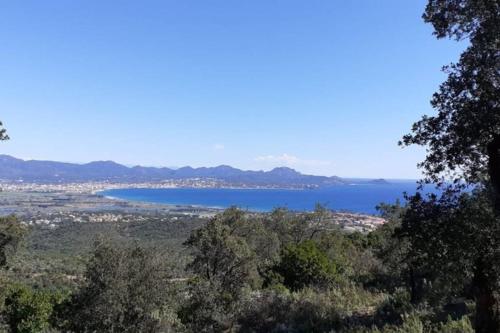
xmin=0 ymin=155 xmax=348 ymax=187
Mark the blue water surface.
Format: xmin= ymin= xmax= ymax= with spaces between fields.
xmin=100 ymin=182 xmax=430 ymax=214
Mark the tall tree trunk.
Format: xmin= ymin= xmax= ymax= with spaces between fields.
xmin=487 ymin=134 xmax=500 ymax=211
xmin=473 ymin=260 xmax=500 ymax=333
xmin=409 ymin=268 xmax=424 ymax=304
xmin=481 ymin=137 xmax=500 ymax=333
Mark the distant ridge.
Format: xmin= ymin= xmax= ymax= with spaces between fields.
xmin=0 ymin=155 xmax=348 ymax=187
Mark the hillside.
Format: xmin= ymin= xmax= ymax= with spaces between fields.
xmin=0 ymin=155 xmax=347 ymax=187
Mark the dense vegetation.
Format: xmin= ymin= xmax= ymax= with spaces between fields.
xmin=399 ymin=0 xmax=500 ymax=331
xmin=0 ymin=206 xmax=481 ymax=332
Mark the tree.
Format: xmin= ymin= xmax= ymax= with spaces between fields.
xmin=0 ymin=216 xmax=27 ymax=269
xmin=4 ymin=284 xmax=65 ymax=333
xmin=265 ymin=206 xmax=327 ymax=247
xmin=265 ymin=208 xmax=306 ymax=246
xmin=273 ymin=240 xmax=338 ymax=291
xmin=181 ymin=216 xmax=258 ymax=332
xmin=0 ymin=121 xmax=8 ymax=141
xmin=324 ymin=203 xmax=409 ymax=294
xmin=369 ymin=202 xmax=423 ymax=299
xmin=401 ymin=1 xmax=500 ymax=331
xmin=401 ymin=190 xmax=500 ymax=325
xmin=58 ymin=239 xmax=175 ymax=333
xmin=401 ymin=0 xmax=500 ymax=196
xmin=0 ymin=125 xmax=21 ymax=268
xmin=0 ymin=129 xmax=21 ymax=269
xmin=216 ymin=207 xmax=280 ymax=269
xmin=184 ymin=216 xmax=258 ymax=294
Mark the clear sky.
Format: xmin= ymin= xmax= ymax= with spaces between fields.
xmin=0 ymin=1 xmax=465 ymax=178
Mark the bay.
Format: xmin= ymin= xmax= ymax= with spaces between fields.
xmin=100 ymin=181 xmax=428 ymax=214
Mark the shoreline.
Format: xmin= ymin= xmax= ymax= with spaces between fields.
xmin=100 ymin=192 xmax=227 ymax=212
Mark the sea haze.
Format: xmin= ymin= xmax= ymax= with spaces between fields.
xmin=100 ymin=182 xmax=428 ymax=215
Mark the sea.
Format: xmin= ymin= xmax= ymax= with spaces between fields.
xmin=99 ymin=181 xmax=431 ymax=215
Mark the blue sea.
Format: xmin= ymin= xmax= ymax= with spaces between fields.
xmin=100 ymin=181 xmax=429 ymax=215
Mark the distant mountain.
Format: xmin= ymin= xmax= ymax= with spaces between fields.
xmin=343 ymin=178 xmax=391 ymax=185
xmin=368 ymin=178 xmax=390 ymax=185
xmin=0 ymin=155 xmax=347 ymax=187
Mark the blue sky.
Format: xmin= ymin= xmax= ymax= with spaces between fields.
xmin=0 ymin=1 xmax=464 ymax=178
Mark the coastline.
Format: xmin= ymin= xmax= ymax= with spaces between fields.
xmin=97 ymin=187 xmax=395 ymax=216
xmin=99 ymin=191 xmax=227 ymax=212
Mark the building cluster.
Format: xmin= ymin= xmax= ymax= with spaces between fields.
xmin=22 ymin=210 xmax=384 ymax=233
xmin=1 ymin=181 xmax=179 ymax=194
xmin=22 ymin=211 xmax=171 ymax=228
xmin=332 ymin=212 xmax=385 ymax=232
xmin=0 ymin=178 xmax=311 ymax=194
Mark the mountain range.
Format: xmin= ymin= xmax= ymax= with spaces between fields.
xmin=0 ymin=155 xmax=359 ymax=187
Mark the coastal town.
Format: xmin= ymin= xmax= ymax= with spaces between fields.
xmin=0 ymin=179 xmax=236 ymax=194
xmin=0 ymin=178 xmax=321 ymax=194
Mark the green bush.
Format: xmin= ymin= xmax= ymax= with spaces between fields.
xmin=56 ymin=240 xmax=176 ymax=333
xmin=238 ymin=288 xmax=342 ymax=333
xmin=436 ymin=315 xmax=473 ymax=333
xmin=352 ymin=313 xmax=474 ymax=333
xmin=239 ymin=283 xmax=384 ymax=333
xmin=375 ymin=289 xmax=414 ymax=326
xmin=3 ymin=284 xmax=64 ymax=333
xmin=274 ymin=240 xmax=338 ymax=291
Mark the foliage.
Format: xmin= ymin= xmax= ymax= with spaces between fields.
xmin=184 ymin=215 xmax=258 ymax=292
xmin=272 ymin=240 xmax=339 ymax=291
xmin=0 ymin=205 xmax=480 ymax=333
xmin=401 ymin=2 xmax=500 ymax=330
xmin=8 ymin=214 xmax=203 ymax=289
xmin=3 ymin=284 xmax=65 ymax=333
xmin=239 ymin=283 xmax=383 ymax=333
xmin=181 ymin=215 xmax=258 ymax=331
xmin=374 ymin=289 xmax=414 ymax=326
xmin=401 ymin=0 xmax=500 ymax=188
xmin=0 ymin=121 xmax=8 ymax=141
xmin=380 ymin=313 xmax=424 ymax=333
xmin=1 ymin=1 xmax=499 ymax=331
xmin=56 ymin=239 xmax=177 ymax=333
xmin=216 ymin=207 xmax=281 ymax=275
xmin=355 ymin=314 xmax=474 ymax=333
xmin=400 ymin=189 xmax=500 ymax=331
xmin=319 ymin=230 xmax=379 ymax=285
xmin=366 ymin=203 xmax=410 ymax=293
xmin=437 ymin=315 xmax=474 ymax=333
xmin=0 ymin=216 xmax=27 ymax=269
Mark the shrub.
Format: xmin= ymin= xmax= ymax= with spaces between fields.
xmin=274 ymin=240 xmax=338 ymax=291
xmin=181 ymin=217 xmax=258 ymax=332
xmin=239 ymin=283 xmax=383 ymax=333
xmin=375 ymin=289 xmax=414 ymax=326
xmin=436 ymin=315 xmax=473 ymax=333
xmin=4 ymin=284 xmax=64 ymax=333
xmin=56 ymin=240 xmax=175 ymax=332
